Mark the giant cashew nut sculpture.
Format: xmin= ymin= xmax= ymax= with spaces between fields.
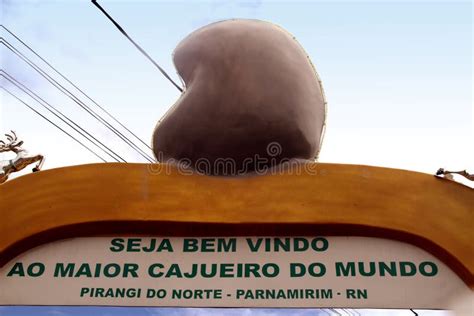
xmin=152 ymin=20 xmax=327 ymax=175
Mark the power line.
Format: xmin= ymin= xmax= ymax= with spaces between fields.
xmin=0 ymin=38 xmax=153 ymax=162
xmin=0 ymin=24 xmax=154 ymax=154
xmin=1 ymin=71 xmax=123 ymax=162
xmin=0 ymin=25 xmax=155 ymax=160
xmin=329 ymin=309 xmax=342 ymax=316
xmin=90 ymin=0 xmax=184 ymax=93
xmin=0 ymin=35 xmax=155 ymax=162
xmin=1 ymin=87 xmax=108 ymax=162
xmin=1 ymin=71 xmax=125 ymax=162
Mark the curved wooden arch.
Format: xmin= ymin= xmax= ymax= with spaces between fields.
xmin=0 ymin=163 xmax=472 ymax=287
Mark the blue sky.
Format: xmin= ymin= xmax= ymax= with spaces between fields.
xmin=0 ymin=306 xmax=453 ymax=315
xmin=1 ymin=0 xmax=472 ymax=182
xmin=0 ymin=0 xmax=471 ymax=314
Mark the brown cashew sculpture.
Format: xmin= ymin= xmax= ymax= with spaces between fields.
xmin=153 ymin=19 xmax=326 ymax=175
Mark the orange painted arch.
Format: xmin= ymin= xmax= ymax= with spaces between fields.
xmin=0 ymin=163 xmax=472 ymax=287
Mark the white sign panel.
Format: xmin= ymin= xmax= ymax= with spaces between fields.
xmin=0 ymin=236 xmax=470 ymax=308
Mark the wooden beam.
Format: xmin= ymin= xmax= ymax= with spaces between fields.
xmin=0 ymin=163 xmax=472 ymax=287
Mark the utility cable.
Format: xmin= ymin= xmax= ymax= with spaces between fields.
xmin=0 ymin=37 xmax=154 ymax=162
xmin=0 ymin=25 xmax=155 ymax=158
xmin=1 ymin=71 xmax=125 ymax=162
xmin=90 ymin=0 xmax=183 ymax=92
xmin=1 ymin=87 xmax=107 ymax=162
